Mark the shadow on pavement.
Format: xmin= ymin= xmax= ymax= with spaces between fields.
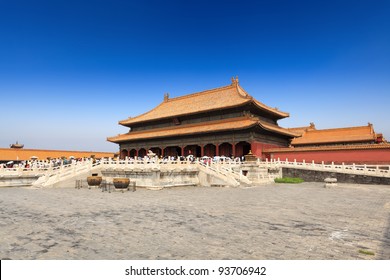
xmin=378 ymin=214 xmax=390 ymax=259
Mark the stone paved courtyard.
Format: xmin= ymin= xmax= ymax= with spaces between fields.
xmin=0 ymin=182 xmax=389 ymax=260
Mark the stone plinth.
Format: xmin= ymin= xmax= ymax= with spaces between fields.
xmin=244 ymin=150 xmax=257 ymax=162
xmin=0 ymin=175 xmax=41 ymax=187
xmin=102 ymin=167 xmax=199 ymax=189
xmin=240 ymin=162 xmax=274 ymax=184
xmin=324 ymin=177 xmax=337 ymax=188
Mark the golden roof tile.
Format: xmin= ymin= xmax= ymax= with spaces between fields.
xmin=119 ymin=79 xmax=289 ymax=126
xmin=0 ymin=148 xmax=115 ymax=161
xmin=264 ymin=143 xmax=390 ymax=153
xmin=287 ymin=122 xmax=316 ymax=136
xmin=291 ymin=124 xmax=376 ymax=146
xmin=259 ymin=121 xmax=301 ymax=137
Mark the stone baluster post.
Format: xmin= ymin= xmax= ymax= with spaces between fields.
xmin=17 ymin=164 xmax=23 ymax=176
xmin=72 ymin=161 xmax=76 ymax=177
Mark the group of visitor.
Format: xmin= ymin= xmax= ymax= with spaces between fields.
xmin=0 ymin=156 xmax=98 ymax=169
xmin=121 ymin=154 xmax=245 ymax=164
xmin=1 ymin=154 xmax=248 ymax=170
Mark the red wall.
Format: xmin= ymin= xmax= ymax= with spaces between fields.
xmin=251 ymin=142 xmax=285 ymax=159
xmin=268 ymin=148 xmax=390 ymax=165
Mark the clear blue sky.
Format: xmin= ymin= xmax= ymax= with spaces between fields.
xmin=1 ymin=0 xmax=389 ymax=152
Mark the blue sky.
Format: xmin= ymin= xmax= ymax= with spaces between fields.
xmin=0 ymin=0 xmax=389 ymax=152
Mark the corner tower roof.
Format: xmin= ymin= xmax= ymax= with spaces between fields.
xmin=119 ymin=78 xmax=289 ymax=126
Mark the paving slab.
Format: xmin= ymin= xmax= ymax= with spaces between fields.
xmin=0 ymin=182 xmax=389 ymax=259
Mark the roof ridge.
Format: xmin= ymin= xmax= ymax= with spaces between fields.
xmin=308 ymin=125 xmax=371 ymax=133
xmin=0 ymin=147 xmax=114 ymax=153
xmin=119 ymin=83 xmax=244 ymax=125
xmin=119 ymin=79 xmax=290 ymax=126
xmin=288 ymin=124 xmax=315 ymax=130
xmin=119 ymin=100 xmax=166 ymax=124
xmin=236 ymin=82 xmax=289 ymax=117
xmin=166 ymin=83 xmax=239 ymax=102
xmin=265 ymin=143 xmax=390 ymax=152
xmin=251 ymin=98 xmax=289 ymax=117
xmin=236 ymin=84 xmax=251 ymax=98
xmin=235 ymin=82 xmax=285 ymax=115
xmin=258 ymin=121 xmax=300 ymax=137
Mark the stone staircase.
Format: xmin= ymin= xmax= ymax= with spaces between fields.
xmin=32 ymin=160 xmax=101 ymax=188
xmin=197 ymin=161 xmax=252 ymax=187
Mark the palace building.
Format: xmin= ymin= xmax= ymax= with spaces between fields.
xmin=108 ymin=78 xmax=390 ymax=164
xmin=264 ymin=123 xmax=390 ymax=164
xmin=108 ymin=77 xmax=299 ymax=159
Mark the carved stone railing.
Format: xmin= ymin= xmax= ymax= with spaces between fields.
xmin=197 ymin=161 xmax=241 ymax=186
xmin=2 ymin=156 xmax=389 ymax=187
xmin=32 ymin=159 xmax=100 ymax=187
xmin=259 ymin=158 xmax=390 ymax=178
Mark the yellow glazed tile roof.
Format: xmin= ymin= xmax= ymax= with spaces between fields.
xmin=287 ymin=122 xmax=316 ymax=136
xmin=264 ymin=143 xmax=390 ymax=153
xmin=0 ymin=148 xmax=115 ymax=161
xmin=291 ymin=124 xmax=376 ymax=146
xmin=108 ymin=116 xmax=298 ymax=143
xmin=119 ymin=80 xmax=289 ymax=126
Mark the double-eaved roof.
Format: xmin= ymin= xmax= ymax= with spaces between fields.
xmin=119 ymin=78 xmax=289 ymax=126
xmin=108 ymin=79 xmax=296 ymax=143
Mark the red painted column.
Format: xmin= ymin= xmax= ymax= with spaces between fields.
xmin=216 ymin=143 xmax=219 ymax=156
xmin=250 ymin=141 xmax=262 ymax=158
xmin=232 ymin=143 xmax=236 ymax=157
xmin=200 ymin=145 xmax=204 ymax=157
xmin=181 ymin=146 xmax=185 ymax=157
